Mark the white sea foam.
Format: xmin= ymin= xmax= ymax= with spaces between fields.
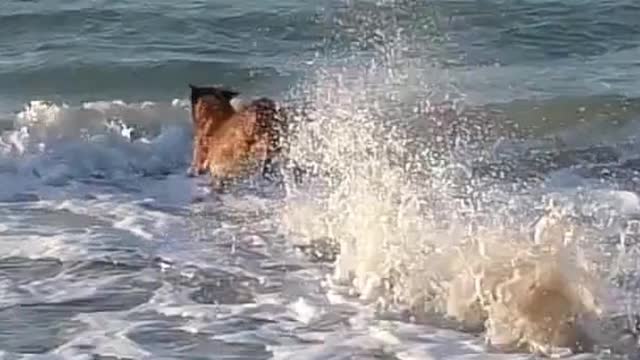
xmin=0 ymin=99 xmax=193 ymax=193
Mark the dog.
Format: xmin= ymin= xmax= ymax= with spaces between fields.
xmin=187 ymin=84 xmax=291 ymax=188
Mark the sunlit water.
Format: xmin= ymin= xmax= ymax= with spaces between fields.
xmin=1 ymin=1 xmax=640 ymax=359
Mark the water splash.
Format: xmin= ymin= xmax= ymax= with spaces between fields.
xmin=278 ymin=15 xmax=640 ymax=354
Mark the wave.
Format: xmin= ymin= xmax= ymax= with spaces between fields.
xmin=0 ymin=99 xmax=194 ymax=199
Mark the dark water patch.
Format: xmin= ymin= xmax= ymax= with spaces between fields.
xmin=86 ymin=237 xmax=159 ymax=261
xmin=260 ymin=262 xmax=307 ymax=273
xmin=189 ymin=280 xmax=255 ymax=305
xmin=0 ymin=228 xmax=57 ymax=237
xmin=0 ymin=192 xmax=40 ymax=203
xmin=0 ymin=258 xmax=166 ymax=322
xmin=126 ymin=310 xmax=188 ymax=325
xmin=213 ymin=243 xmax=271 ymax=262
xmin=62 ymin=258 xmax=151 ymax=279
xmin=138 ymin=169 xmax=173 ymax=180
xmin=0 ymin=256 xmax=63 ymax=284
xmin=19 ymin=290 xmax=151 ymax=314
xmin=161 ymin=265 xmax=260 ymax=305
xmin=0 ymin=304 xmax=87 ymax=354
xmin=200 ymin=315 xmax=278 ymax=336
xmin=18 ymin=271 xmax=159 ymax=314
xmin=127 ymin=324 xmax=271 ymax=360
xmin=128 ymin=324 xmax=210 ymax=352
xmin=92 ymin=355 xmax=135 ymax=360
xmin=138 ymin=201 xmax=191 ymax=216
xmin=621 ymin=158 xmax=640 ymax=172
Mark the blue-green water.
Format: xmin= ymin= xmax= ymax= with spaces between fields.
xmin=0 ymin=0 xmax=326 ymax=105
xmin=1 ymin=1 xmax=638 ymax=104
xmin=1 ymin=1 xmax=640 ymax=359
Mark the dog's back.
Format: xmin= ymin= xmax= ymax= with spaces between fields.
xmin=188 ymin=84 xmax=239 ymax=176
xmin=205 ymin=97 xmax=284 ymax=180
xmin=187 ymin=84 xmax=290 ymax=184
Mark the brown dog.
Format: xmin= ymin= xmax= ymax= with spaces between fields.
xmin=187 ymin=84 xmax=288 ymax=187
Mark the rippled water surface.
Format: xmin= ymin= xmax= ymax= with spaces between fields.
xmin=1 ymin=0 xmax=640 ymax=359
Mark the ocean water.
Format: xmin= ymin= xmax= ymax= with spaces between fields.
xmin=1 ymin=0 xmax=640 ymax=359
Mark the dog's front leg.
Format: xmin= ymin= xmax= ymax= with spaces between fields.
xmin=187 ymin=135 xmax=202 ymax=177
xmin=188 ymin=136 xmax=210 ymax=177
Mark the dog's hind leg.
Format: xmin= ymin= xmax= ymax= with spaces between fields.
xmin=261 ymin=157 xmax=280 ymax=181
xmin=209 ymin=177 xmax=229 ymax=193
xmin=188 ymin=135 xmax=211 ymax=177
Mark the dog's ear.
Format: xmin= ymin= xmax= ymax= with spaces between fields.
xmin=220 ymin=89 xmax=239 ymax=101
xmin=188 ymin=83 xmax=203 ymax=96
xmin=189 ymin=84 xmax=203 ymax=109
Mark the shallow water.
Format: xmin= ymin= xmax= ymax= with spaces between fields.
xmin=1 ymin=0 xmax=640 ymax=359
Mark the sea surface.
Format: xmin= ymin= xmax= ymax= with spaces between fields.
xmin=1 ymin=0 xmax=640 ymax=359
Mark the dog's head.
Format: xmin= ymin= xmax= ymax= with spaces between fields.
xmin=188 ymin=84 xmax=240 ymax=121
xmin=189 ymin=84 xmax=239 ymax=106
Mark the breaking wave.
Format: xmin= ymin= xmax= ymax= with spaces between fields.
xmin=0 ymin=99 xmax=194 ymax=199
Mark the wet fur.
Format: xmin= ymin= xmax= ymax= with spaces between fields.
xmin=187 ymin=84 xmax=289 ymax=188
